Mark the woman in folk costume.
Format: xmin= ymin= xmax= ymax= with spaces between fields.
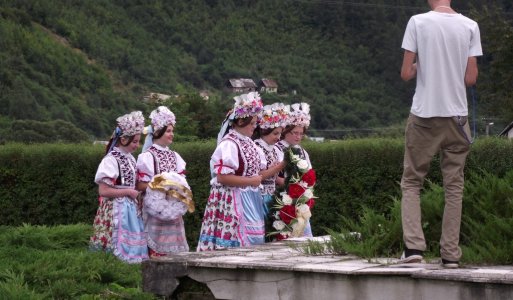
xmin=252 ymin=103 xmax=288 ymax=223
xmin=197 ymin=92 xmax=267 ymax=251
xmin=136 ymin=106 xmax=189 ymax=257
xmin=90 ymin=111 xmax=149 ymax=263
xmin=275 ymin=102 xmax=314 ymax=237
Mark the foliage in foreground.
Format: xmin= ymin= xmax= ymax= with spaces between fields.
xmin=0 ymin=223 xmax=155 ymax=299
xmin=300 ymin=171 xmax=513 ymax=265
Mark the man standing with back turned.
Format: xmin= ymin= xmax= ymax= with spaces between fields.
xmin=398 ymin=0 xmax=482 ymax=268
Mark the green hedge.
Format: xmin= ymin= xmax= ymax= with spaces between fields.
xmin=1 ymin=138 xmax=513 ymax=248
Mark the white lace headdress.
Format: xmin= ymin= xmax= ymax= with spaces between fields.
xmin=149 ymin=106 xmax=176 ymax=131
xmin=259 ymin=103 xmax=289 ymax=129
xmin=289 ymin=102 xmax=311 ymax=128
xmin=116 ymin=111 xmax=145 ymax=137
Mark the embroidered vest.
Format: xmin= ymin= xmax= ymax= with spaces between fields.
xmin=223 ymin=131 xmax=261 ymax=177
xmin=255 ymin=139 xmax=280 ymax=195
xmin=148 ymin=146 xmax=178 ymax=174
xmin=110 ymin=149 xmax=136 ymax=187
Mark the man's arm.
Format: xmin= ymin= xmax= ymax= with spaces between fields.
xmin=400 ymin=50 xmax=417 ymax=81
xmin=464 ymin=56 xmax=478 ymax=87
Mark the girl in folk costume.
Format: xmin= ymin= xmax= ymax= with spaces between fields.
xmin=197 ymin=92 xmax=266 ymax=251
xmin=90 ymin=111 xmax=149 ymax=263
xmin=136 ymin=106 xmax=189 ymax=257
xmin=252 ymin=103 xmax=288 ymax=222
xmin=275 ymin=102 xmax=314 ymax=237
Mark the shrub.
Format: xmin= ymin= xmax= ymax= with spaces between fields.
xmin=1 ymin=137 xmax=513 ymax=250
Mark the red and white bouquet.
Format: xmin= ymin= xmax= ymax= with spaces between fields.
xmin=268 ymin=146 xmax=317 ymax=240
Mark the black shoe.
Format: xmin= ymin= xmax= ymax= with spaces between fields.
xmin=441 ymin=259 xmax=459 ymax=268
xmin=399 ymin=248 xmax=424 ymax=263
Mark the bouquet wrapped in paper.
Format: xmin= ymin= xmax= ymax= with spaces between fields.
xmin=144 ymin=171 xmax=194 ymax=221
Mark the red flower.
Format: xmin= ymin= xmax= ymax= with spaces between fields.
xmin=302 ymin=169 xmax=316 ymax=186
xmin=279 ymin=205 xmax=296 ymax=224
xmin=288 ymin=183 xmax=305 ymax=199
xmin=306 ymin=199 xmax=315 ymax=209
xmin=275 ymin=233 xmax=288 ymax=241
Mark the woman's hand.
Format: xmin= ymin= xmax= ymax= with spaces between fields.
xmin=248 ymin=175 xmax=262 ymax=187
xmin=127 ymin=189 xmax=140 ymax=200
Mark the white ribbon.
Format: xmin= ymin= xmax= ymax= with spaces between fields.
xmin=141 ymin=125 xmax=154 ymax=152
xmin=216 ymin=111 xmax=235 ymax=145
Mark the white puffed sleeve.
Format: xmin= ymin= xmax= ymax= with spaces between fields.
xmin=136 ymin=151 xmax=155 ymax=183
xmin=210 ymin=140 xmax=239 ymax=176
xmin=174 ymin=151 xmax=187 ymax=176
xmin=94 ymin=155 xmax=118 ymax=186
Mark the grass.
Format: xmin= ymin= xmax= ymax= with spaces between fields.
xmin=0 ymin=223 xmax=156 ymax=299
xmin=3 ymin=170 xmax=513 ymax=299
xmin=296 ymin=171 xmax=513 ymax=265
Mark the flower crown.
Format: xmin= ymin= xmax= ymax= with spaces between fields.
xmin=289 ymin=102 xmax=311 ymax=128
xmin=150 ymin=106 xmax=176 ymax=131
xmin=233 ymin=92 xmax=263 ymax=119
xmin=259 ymin=103 xmax=289 ymax=129
xmin=116 ymin=111 xmax=145 ymax=137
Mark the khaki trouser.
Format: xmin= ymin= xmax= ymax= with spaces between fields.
xmin=401 ymin=114 xmax=471 ymax=261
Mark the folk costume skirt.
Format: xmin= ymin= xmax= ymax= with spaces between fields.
xmin=145 ymin=215 xmax=189 ymax=254
xmin=197 ymin=185 xmax=265 ymax=251
xmin=90 ymin=197 xmax=149 ymax=263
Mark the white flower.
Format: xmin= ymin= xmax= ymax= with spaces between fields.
xmin=281 ymin=231 xmax=291 ymax=237
xmin=298 ymin=204 xmax=310 ymax=214
xmin=303 ymin=188 xmax=314 ymax=199
xmin=273 ymin=220 xmax=286 ymax=231
xmin=281 ymin=192 xmax=293 ymax=205
xmin=349 ymin=232 xmax=362 ymax=240
xmin=296 ymin=159 xmax=309 ymax=171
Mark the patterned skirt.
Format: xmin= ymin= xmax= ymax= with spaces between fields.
xmin=197 ymin=185 xmax=265 ymax=251
xmin=145 ymin=215 xmax=189 ymax=254
xmin=90 ymin=197 xmax=149 ymax=263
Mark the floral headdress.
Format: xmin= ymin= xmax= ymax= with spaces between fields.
xmin=216 ymin=92 xmax=264 ymax=145
xmin=116 ymin=111 xmax=145 ymax=137
xmin=289 ymin=103 xmax=311 ymax=128
xmin=233 ymin=91 xmax=263 ymax=119
xmin=149 ymin=106 xmax=176 ymax=131
xmin=259 ymin=103 xmax=289 ymax=129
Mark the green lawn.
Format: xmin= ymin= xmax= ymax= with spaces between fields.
xmin=0 ymin=223 xmax=156 ymax=299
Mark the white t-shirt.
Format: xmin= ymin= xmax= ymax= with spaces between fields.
xmin=402 ymin=11 xmax=482 ymax=118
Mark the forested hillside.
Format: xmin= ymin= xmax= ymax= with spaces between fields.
xmin=0 ymin=0 xmax=511 ymax=142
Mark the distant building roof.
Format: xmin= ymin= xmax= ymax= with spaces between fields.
xmin=227 ymin=78 xmax=257 ymax=88
xmin=199 ymin=90 xmax=210 ymax=100
xmin=143 ymin=92 xmax=172 ymax=103
xmin=260 ymin=78 xmax=278 ymax=88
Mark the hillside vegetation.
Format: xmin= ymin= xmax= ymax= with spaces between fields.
xmin=0 ymin=0 xmax=511 ymax=141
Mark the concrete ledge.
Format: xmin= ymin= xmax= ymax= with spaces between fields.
xmin=142 ymin=236 xmax=513 ymax=299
